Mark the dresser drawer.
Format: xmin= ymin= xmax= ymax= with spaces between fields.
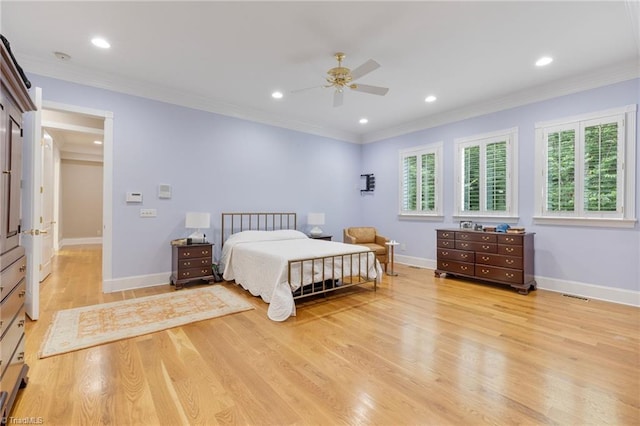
xmin=498 ymin=234 xmax=523 ymax=245
xmin=498 ymin=245 xmax=523 ymax=256
xmin=177 ymin=246 xmax=212 ymax=259
xmin=437 ymin=260 xmax=474 ymax=275
xmin=437 ymin=239 xmax=455 ymax=248
xmin=436 ymin=230 xmax=455 ymax=240
xmin=0 ymin=333 xmax=25 ymax=389
xmin=0 ymin=279 xmax=26 ymax=339
xmin=0 ymin=255 xmax=26 ymax=302
xmin=457 ymin=232 xmax=497 ymax=243
xmin=475 ymin=265 xmax=523 ymax=284
xmin=456 ymin=241 xmax=497 ymax=253
xmin=476 ymin=253 xmax=522 ymax=269
xmin=0 ymin=307 xmax=25 ymax=378
xmin=438 ymin=248 xmax=475 ymax=263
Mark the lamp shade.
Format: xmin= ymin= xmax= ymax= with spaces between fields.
xmin=307 ymin=213 xmax=325 ymax=226
xmin=185 ymin=212 xmax=210 ymax=229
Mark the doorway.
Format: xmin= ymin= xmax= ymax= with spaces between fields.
xmin=25 ymin=90 xmax=113 ymax=320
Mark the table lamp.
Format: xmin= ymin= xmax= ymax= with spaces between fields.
xmin=307 ymin=213 xmax=325 ymax=236
xmin=185 ymin=212 xmax=210 ymax=244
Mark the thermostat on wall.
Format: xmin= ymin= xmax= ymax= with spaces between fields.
xmin=158 ymin=184 xmax=172 ymax=199
xmin=126 ymin=192 xmax=143 ymax=203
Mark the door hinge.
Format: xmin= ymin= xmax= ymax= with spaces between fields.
xmin=40 ymin=216 xmax=43 ymax=224
xmin=21 ymin=128 xmax=24 ymax=137
xmin=40 ymin=186 xmax=44 ymax=193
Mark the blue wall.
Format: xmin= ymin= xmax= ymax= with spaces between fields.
xmin=28 ymin=74 xmax=364 ymax=280
xmin=27 ymin=74 xmax=639 ymax=296
xmin=360 ymin=78 xmax=640 ymax=292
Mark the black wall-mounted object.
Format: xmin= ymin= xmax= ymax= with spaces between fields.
xmin=361 ymin=174 xmax=375 ymax=193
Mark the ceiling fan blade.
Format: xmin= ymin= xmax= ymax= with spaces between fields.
xmin=351 ymin=84 xmax=389 ymax=96
xmin=333 ymin=90 xmax=344 ymax=107
xmin=350 ymin=59 xmax=380 ymax=81
xmin=290 ymin=84 xmax=323 ymax=94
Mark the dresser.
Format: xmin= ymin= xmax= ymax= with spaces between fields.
xmin=170 ymin=243 xmax=215 ymax=289
xmin=435 ymin=229 xmax=536 ymax=294
xmin=1 ymin=39 xmax=35 ymax=422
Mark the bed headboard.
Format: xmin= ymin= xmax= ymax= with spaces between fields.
xmin=221 ymin=212 xmax=297 ymax=247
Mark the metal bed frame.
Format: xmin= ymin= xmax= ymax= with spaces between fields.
xmin=221 ymin=212 xmax=377 ymax=300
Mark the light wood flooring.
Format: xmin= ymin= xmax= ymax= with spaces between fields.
xmin=10 ymin=245 xmax=640 ymax=425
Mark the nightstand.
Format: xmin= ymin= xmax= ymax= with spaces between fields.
xmin=309 ymin=234 xmax=332 ymax=241
xmin=170 ymin=243 xmax=214 ymax=289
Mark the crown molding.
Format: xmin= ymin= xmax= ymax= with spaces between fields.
xmin=18 ymin=54 xmax=361 ymax=144
xmin=362 ymin=59 xmax=640 ymax=144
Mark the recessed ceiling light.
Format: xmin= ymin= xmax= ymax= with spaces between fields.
xmin=271 ymin=91 xmax=283 ymax=99
xmin=425 ymin=95 xmax=437 ymax=103
xmin=93 ymin=140 xmax=103 ymax=145
xmin=535 ymin=56 xmax=553 ymax=67
xmin=359 ymin=118 xmax=368 ymax=124
xmin=91 ymin=37 xmax=111 ymax=49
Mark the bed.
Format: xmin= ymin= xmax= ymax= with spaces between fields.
xmin=220 ymin=212 xmax=381 ymax=321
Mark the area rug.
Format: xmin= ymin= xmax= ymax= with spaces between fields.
xmin=39 ymin=286 xmax=254 ymax=358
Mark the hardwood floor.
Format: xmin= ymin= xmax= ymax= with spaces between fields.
xmin=10 ymin=245 xmax=640 ymax=425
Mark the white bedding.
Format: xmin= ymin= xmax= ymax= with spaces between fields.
xmin=221 ymin=230 xmax=380 ymax=321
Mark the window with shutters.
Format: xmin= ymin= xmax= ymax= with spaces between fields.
xmin=399 ymin=142 xmax=442 ymax=217
xmin=454 ymin=128 xmax=518 ymax=219
xmin=534 ymin=105 xmax=636 ymax=227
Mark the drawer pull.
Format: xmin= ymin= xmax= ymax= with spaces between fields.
xmin=481 ymin=269 xmax=490 ymax=274
xmin=17 ymin=352 xmax=24 ymax=361
xmin=184 ymin=252 xmax=191 ymax=256
xmin=443 ymin=233 xmax=450 ymax=237
xmin=19 ymin=290 xmax=26 ymax=298
xmin=442 ymin=241 xmax=450 ymax=246
xmin=482 ymin=256 xmax=489 ymax=261
xmin=506 ymin=247 xmax=514 ymax=253
xmin=461 ymin=265 xmax=468 ymax=271
xmin=506 ymin=273 xmax=514 ymax=278
xmin=442 ymin=251 xmax=449 ymax=255
xmin=506 ymin=237 xmax=514 ymax=242
xmin=460 ymin=254 xmax=468 ymax=259
xmin=460 ymin=243 xmax=469 ymax=248
xmin=185 ymin=261 xmax=191 ymax=266
xmin=460 ymin=234 xmax=469 ymax=239
xmin=442 ymin=263 xmax=449 ymax=267
xmin=482 ymin=245 xmax=490 ymax=250
xmin=482 ymin=236 xmax=490 ymax=241
xmin=506 ymin=259 xmax=514 ymax=265
xmin=184 ymin=272 xmax=190 ymax=276
xmin=19 ymin=264 xmax=26 ymax=272
xmin=18 ymin=319 xmax=25 ymax=327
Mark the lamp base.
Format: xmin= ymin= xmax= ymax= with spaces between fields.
xmin=309 ymin=227 xmax=323 ymax=236
xmin=187 ymin=230 xmax=207 ymax=244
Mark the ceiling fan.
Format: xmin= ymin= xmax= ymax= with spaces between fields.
xmin=294 ymin=52 xmax=389 ymax=107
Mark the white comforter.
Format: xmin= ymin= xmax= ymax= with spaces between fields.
xmin=221 ymin=230 xmax=380 ymax=321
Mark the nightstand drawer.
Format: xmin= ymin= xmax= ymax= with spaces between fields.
xmin=177 ymin=267 xmax=212 ymax=280
xmin=178 ymin=258 xmax=211 ymax=269
xmin=177 ymin=246 xmax=212 ymax=259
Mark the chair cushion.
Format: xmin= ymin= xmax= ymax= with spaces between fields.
xmin=349 ymin=227 xmax=376 ymax=243
xmin=359 ymin=243 xmax=386 ymax=257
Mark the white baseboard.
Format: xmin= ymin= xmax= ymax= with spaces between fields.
xmin=60 ymin=237 xmax=103 ymax=247
xmin=394 ymin=256 xmax=639 ymax=307
xmin=103 ymin=271 xmax=171 ymax=293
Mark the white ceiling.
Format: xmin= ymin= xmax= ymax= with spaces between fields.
xmin=2 ymin=1 xmax=639 ymax=144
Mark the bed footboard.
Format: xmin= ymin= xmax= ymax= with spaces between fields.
xmin=287 ymin=250 xmax=377 ymax=300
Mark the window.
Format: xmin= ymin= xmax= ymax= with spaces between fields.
xmin=454 ymin=128 xmax=518 ymax=219
xmin=399 ymin=142 xmax=442 ymax=217
xmin=535 ymin=105 xmax=636 ymax=227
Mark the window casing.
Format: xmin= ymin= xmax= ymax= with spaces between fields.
xmin=534 ymin=105 xmax=636 ymax=227
xmin=454 ymin=128 xmax=518 ymax=219
xmin=399 ymin=142 xmax=442 ymax=217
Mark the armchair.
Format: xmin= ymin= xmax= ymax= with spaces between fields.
xmin=343 ymin=227 xmax=389 ymax=272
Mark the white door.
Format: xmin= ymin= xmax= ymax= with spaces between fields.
xmin=40 ymin=131 xmax=54 ymax=281
xmin=24 ymin=87 xmax=43 ymax=320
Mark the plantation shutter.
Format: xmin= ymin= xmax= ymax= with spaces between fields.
xmin=584 ymin=122 xmax=618 ymax=212
xmin=402 ymin=155 xmax=417 ymax=211
xmin=421 ymin=152 xmax=436 ymax=210
xmin=463 ymin=145 xmax=480 ymax=211
xmin=546 ymin=129 xmax=576 ymax=211
xmin=485 ymin=141 xmax=507 ymax=211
